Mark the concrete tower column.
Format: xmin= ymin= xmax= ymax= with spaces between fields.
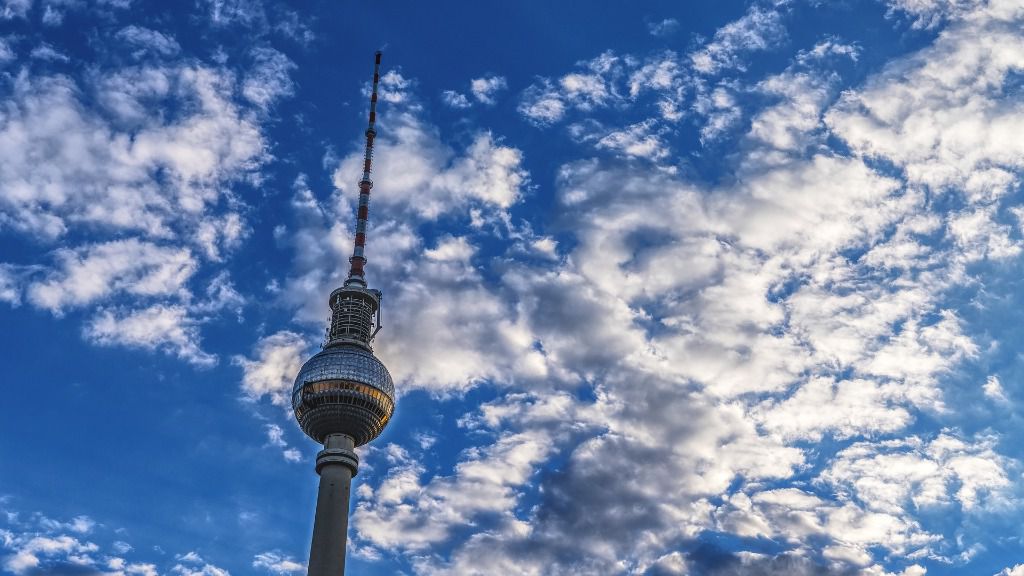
xmin=308 ymin=434 xmax=359 ymax=576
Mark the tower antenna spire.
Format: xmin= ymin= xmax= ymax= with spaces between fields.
xmin=346 ymin=50 xmax=383 ymax=287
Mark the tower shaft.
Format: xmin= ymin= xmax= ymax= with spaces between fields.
xmin=308 ymin=434 xmax=358 ymax=576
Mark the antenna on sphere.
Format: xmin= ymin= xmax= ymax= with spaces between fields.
xmin=292 ymin=51 xmax=396 ymax=576
xmin=346 ymin=50 xmax=382 ymax=286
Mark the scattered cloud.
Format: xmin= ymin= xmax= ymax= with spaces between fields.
xmin=26 ymin=240 xmax=196 ymax=314
xmin=242 ymin=46 xmax=296 ymax=111
xmin=115 ymin=25 xmax=181 ymax=58
xmin=0 ymin=0 xmax=31 ymax=20
xmin=29 ymin=42 xmax=69 ymax=62
xmin=0 ymin=508 xmax=174 ymax=576
xmin=647 ymin=17 xmax=680 ymax=38
xmin=85 ymin=304 xmax=217 ymax=366
xmin=469 ymin=75 xmax=507 ymax=104
xmin=234 ymin=330 xmax=309 ymax=407
xmin=0 ymin=37 xmax=16 ymax=64
xmin=252 ymin=551 xmax=304 ymax=574
xmin=689 ymin=5 xmax=787 ymax=75
xmin=884 ymin=0 xmax=985 ymax=29
xmin=441 ymin=89 xmax=471 ymax=109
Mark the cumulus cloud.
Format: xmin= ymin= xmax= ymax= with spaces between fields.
xmin=441 ymin=89 xmax=471 ymax=109
xmin=518 ymin=52 xmax=627 ymax=126
xmin=469 ymin=75 xmax=507 ymax=104
xmin=0 ymin=264 xmax=24 ymax=305
xmin=0 ymin=35 xmax=275 ymax=363
xmin=825 ymin=9 xmax=1024 ymax=200
xmin=689 ymin=5 xmax=788 ymax=75
xmin=234 ymin=331 xmax=309 ymax=406
xmin=354 ymin=429 xmax=556 ymax=552
xmin=0 ymin=508 xmax=171 ymax=576
xmin=327 ymin=3 xmax=1024 ymax=572
xmin=1 ymin=0 xmax=31 ymax=20
xmin=693 ymin=84 xmax=742 ymax=144
xmin=217 ymin=2 xmax=1024 ymax=573
xmin=171 ymin=550 xmax=232 ymax=576
xmin=0 ymin=66 xmax=263 ymax=242
xmin=116 ymin=25 xmax=181 ymax=58
xmin=26 ymin=240 xmax=196 ymax=313
xmin=29 ymin=42 xmax=69 ymax=62
xmin=885 ymin=0 xmax=985 ymax=28
xmin=332 ymin=105 xmax=528 ymax=219
xmin=0 ymin=37 xmax=16 ymax=64
xmin=242 ymin=46 xmax=296 ymax=111
xmin=84 ymin=304 xmax=216 ymax=366
xmin=598 ymin=120 xmax=670 ymax=159
xmin=3 ymin=535 xmax=98 ymax=574
xmin=252 ymin=551 xmax=304 ymax=574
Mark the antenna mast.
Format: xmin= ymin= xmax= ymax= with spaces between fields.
xmin=346 ymin=50 xmax=383 ymax=287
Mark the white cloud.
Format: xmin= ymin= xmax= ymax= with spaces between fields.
xmin=885 ymin=0 xmax=985 ymax=28
xmin=518 ymin=52 xmax=626 ymax=126
xmin=690 ymin=6 xmax=787 ymax=75
xmin=826 ymin=9 xmax=1024 ymax=197
xmin=200 ymin=0 xmax=266 ymax=29
xmin=29 ymin=42 xmax=69 ymax=62
xmin=424 ymin=235 xmax=475 ymax=262
xmin=0 ymin=264 xmax=22 ymax=305
xmin=242 ymin=46 xmax=296 ymax=110
xmin=648 ymin=18 xmax=680 ymax=37
xmin=0 ymin=50 xmax=274 ymax=362
xmin=264 ymin=423 xmax=303 ymax=462
xmin=0 ymin=66 xmax=263 ymax=242
xmin=798 ymin=38 xmax=860 ymax=64
xmin=176 ymin=551 xmax=204 ymax=564
xmin=354 ymin=429 xmax=555 ymax=551
xmin=376 ymin=69 xmax=412 ymax=104
xmin=517 ymin=79 xmax=567 ymax=126
xmin=85 ymin=304 xmax=216 ymax=366
xmin=125 ymin=562 xmax=160 ymax=576
xmin=0 ymin=37 xmax=15 ymax=64
xmin=469 ymin=75 xmax=507 ymax=104
xmin=265 ymin=423 xmax=287 ymax=447
xmin=754 ymin=377 xmax=912 ymax=441
xmin=111 ymin=541 xmax=132 ymax=554
xmin=594 ymin=119 xmax=670 ymax=160
xmin=234 ymin=331 xmax=309 ymax=407
xmin=820 ymin=433 xmax=1011 ymax=514
xmin=27 ymin=239 xmax=196 ymax=313
xmin=2 ymin=535 xmax=98 ymax=575
xmin=333 ymin=116 xmax=528 ymax=219
xmin=252 ymin=551 xmax=305 ymax=574
xmin=115 ymin=25 xmax=181 ymax=58
xmin=983 ymin=375 xmax=1009 ymax=403
xmin=693 ymin=84 xmax=742 ymax=144
xmin=441 ymin=90 xmax=471 ymax=109
xmin=272 ymin=4 xmax=1024 ymax=572
xmin=715 ymin=489 xmax=939 ymax=566
xmin=1 ymin=0 xmax=31 ymax=20
xmin=172 ymin=563 xmax=231 ymax=576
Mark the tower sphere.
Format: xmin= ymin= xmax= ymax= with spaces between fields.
xmin=292 ymin=343 xmax=395 ymax=446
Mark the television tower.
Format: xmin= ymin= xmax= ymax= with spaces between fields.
xmin=292 ymin=51 xmax=395 ymax=576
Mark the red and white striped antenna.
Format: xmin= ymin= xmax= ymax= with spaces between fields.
xmin=345 ymin=50 xmax=383 ymax=287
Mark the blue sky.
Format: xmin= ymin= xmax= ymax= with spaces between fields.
xmin=2 ymin=0 xmax=1024 ymax=574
